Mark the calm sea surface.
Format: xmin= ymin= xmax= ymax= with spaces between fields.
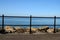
xmin=0 ymin=17 xmax=60 ymax=28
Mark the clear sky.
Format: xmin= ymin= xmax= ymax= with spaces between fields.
xmin=0 ymin=0 xmax=60 ymax=16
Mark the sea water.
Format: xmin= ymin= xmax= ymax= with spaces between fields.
xmin=0 ymin=17 xmax=60 ymax=28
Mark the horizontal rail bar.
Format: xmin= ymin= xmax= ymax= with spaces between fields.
xmin=0 ymin=16 xmax=58 ymax=18
xmin=32 ymin=17 xmax=54 ymax=18
xmin=0 ymin=16 xmax=60 ymax=19
xmin=0 ymin=16 xmax=30 ymax=18
xmin=0 ymin=24 xmax=60 ymax=26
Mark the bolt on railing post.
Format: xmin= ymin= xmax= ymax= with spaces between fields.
xmin=30 ymin=15 xmax=32 ymax=34
xmin=54 ymin=16 xmax=56 ymax=33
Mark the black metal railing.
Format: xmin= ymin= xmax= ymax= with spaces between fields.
xmin=0 ymin=14 xmax=60 ymax=34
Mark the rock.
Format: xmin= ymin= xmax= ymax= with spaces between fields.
xmin=38 ymin=26 xmax=49 ymax=32
xmin=39 ymin=26 xmax=49 ymax=30
xmin=0 ymin=27 xmax=2 ymax=30
xmin=14 ymin=27 xmax=21 ymax=30
xmin=56 ymin=28 xmax=60 ymax=32
xmin=25 ymin=27 xmax=30 ymax=32
xmin=25 ymin=27 xmax=38 ymax=33
xmin=47 ymin=29 xmax=54 ymax=33
xmin=14 ymin=27 xmax=25 ymax=33
xmin=4 ymin=26 xmax=15 ymax=33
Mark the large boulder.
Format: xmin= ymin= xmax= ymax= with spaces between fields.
xmin=0 ymin=27 xmax=2 ymax=30
xmin=25 ymin=27 xmax=38 ymax=33
xmin=47 ymin=28 xmax=54 ymax=33
xmin=38 ymin=26 xmax=49 ymax=32
xmin=14 ymin=27 xmax=25 ymax=33
xmin=55 ymin=28 xmax=60 ymax=32
xmin=4 ymin=26 xmax=15 ymax=33
xmin=14 ymin=27 xmax=21 ymax=30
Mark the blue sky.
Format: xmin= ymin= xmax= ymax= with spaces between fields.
xmin=0 ymin=0 xmax=60 ymax=16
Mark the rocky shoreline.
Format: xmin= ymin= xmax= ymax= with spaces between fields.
xmin=0 ymin=26 xmax=59 ymax=34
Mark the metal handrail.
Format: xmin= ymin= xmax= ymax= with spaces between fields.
xmin=0 ymin=14 xmax=60 ymax=33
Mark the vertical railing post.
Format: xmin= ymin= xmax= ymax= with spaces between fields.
xmin=2 ymin=14 xmax=4 ymax=29
xmin=54 ymin=16 xmax=56 ymax=33
xmin=30 ymin=15 xmax=32 ymax=34
xmin=1 ymin=14 xmax=5 ymax=33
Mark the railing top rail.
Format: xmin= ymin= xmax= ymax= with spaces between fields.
xmin=0 ymin=16 xmax=30 ymax=18
xmin=0 ymin=16 xmax=60 ymax=18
